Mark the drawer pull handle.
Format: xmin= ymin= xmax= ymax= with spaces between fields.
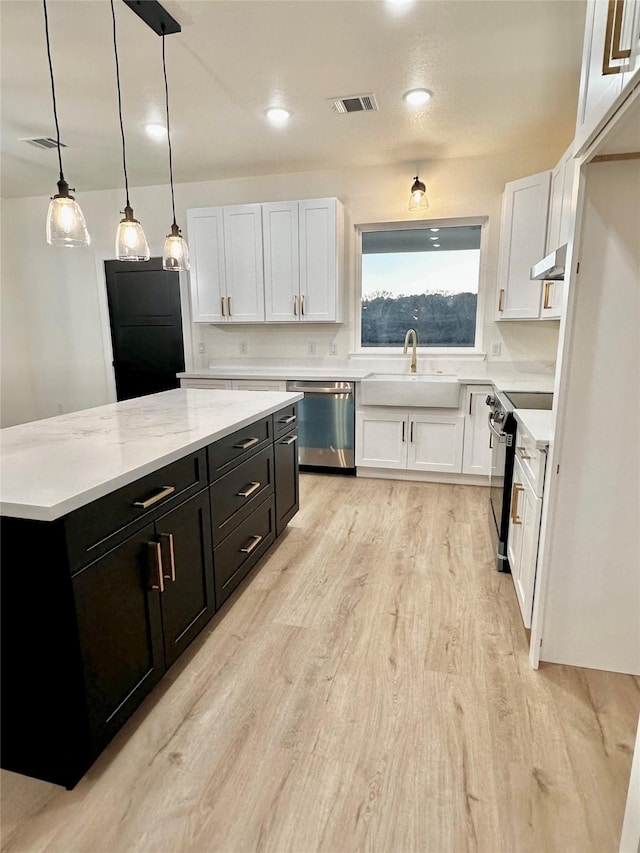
xmin=280 ymin=435 xmax=297 ymax=445
xmin=237 ymin=481 xmax=261 ymax=498
xmin=220 ymin=296 xmax=226 ymax=317
xmin=279 ymin=415 xmax=296 ymax=425
xmin=543 ymin=281 xmax=552 ymax=310
xmin=240 ymin=534 xmax=263 ymax=555
xmin=234 ymin=437 xmax=260 ymax=450
xmin=148 ymin=541 xmax=165 ymax=592
xmin=227 ymin=296 xmax=232 ymax=317
xmin=516 ymin=446 xmax=533 ymax=460
xmin=159 ymin=532 xmax=176 ymax=582
xmin=301 ymin=295 xmax=306 ymax=316
xmin=293 ymin=294 xmax=298 ymax=316
xmin=498 ymin=288 xmax=505 ymax=312
xmin=133 ymin=485 xmax=175 ymax=509
xmin=510 ymin=484 xmax=524 ymax=525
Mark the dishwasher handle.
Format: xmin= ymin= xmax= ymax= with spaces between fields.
xmin=287 ymin=383 xmax=353 ymax=396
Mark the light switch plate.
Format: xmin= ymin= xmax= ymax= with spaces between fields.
xmin=490 ymin=341 xmax=502 ymax=357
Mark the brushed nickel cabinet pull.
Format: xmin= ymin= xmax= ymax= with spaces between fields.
xmin=133 ymin=485 xmax=175 ymax=509
xmin=280 ymin=435 xmax=297 ymax=445
xmin=279 ymin=415 xmax=296 ymax=425
xmin=148 ymin=541 xmax=165 ymax=592
xmin=293 ymin=294 xmax=298 ymax=316
xmin=221 ymin=296 xmax=226 ymax=317
xmin=410 ymin=421 xmax=414 ymax=443
xmin=240 ymin=534 xmax=263 ymax=554
xmin=237 ymin=481 xmax=261 ymax=498
xmin=301 ymin=294 xmax=305 ymax=316
xmin=510 ymin=484 xmax=524 ymax=525
xmin=227 ymin=296 xmax=232 ymax=316
xmin=402 ymin=421 xmax=406 ymax=443
xmin=498 ymin=288 xmax=505 ymax=312
xmin=234 ymin=437 xmax=260 ymax=450
xmin=543 ymin=281 xmax=552 ymax=310
xmin=159 ymin=532 xmax=176 ymax=582
xmin=468 ymin=393 xmax=473 ymax=416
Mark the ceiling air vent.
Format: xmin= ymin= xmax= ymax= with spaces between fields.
xmin=329 ymin=93 xmax=379 ymax=114
xmin=20 ymin=137 xmax=66 ymax=150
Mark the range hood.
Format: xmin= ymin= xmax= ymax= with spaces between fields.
xmin=530 ymin=243 xmax=567 ymax=280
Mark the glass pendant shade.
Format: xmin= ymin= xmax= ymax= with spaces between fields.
xmin=115 ymin=205 xmax=150 ymax=261
xmin=46 ymin=181 xmax=90 ymax=247
xmin=163 ymin=223 xmax=190 ymax=271
xmin=408 ymin=176 xmax=429 ymax=211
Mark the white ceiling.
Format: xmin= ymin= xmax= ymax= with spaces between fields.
xmin=0 ymin=0 xmax=587 ymax=200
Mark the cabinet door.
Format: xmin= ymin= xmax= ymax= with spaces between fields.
xmin=355 ymin=410 xmax=408 ymax=469
xmin=72 ymin=524 xmax=164 ymax=755
xmin=274 ymin=429 xmax=299 ymax=535
xmin=155 ymin=490 xmax=215 ymax=667
xmin=231 ymin=380 xmax=287 ymax=391
xmin=263 ymin=202 xmax=300 ymax=322
xmin=180 ymin=378 xmax=232 ymax=390
xmin=545 ymin=161 xmax=564 ymax=255
xmin=299 ymin=199 xmax=338 ymax=322
xmin=223 ymin=205 xmax=265 ymax=323
xmin=462 ymin=385 xmax=492 ymax=476
xmin=187 ymin=208 xmax=226 ymax=323
xmin=540 ymin=280 xmax=563 ymax=320
xmin=511 ymin=468 xmax=542 ymax=629
xmin=408 ymin=413 xmax=464 ymax=473
xmin=507 ymin=463 xmax=525 ymax=591
xmin=496 ymin=171 xmax=550 ymax=320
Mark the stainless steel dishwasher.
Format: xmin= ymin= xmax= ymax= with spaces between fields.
xmin=285 ymin=380 xmax=355 ymax=471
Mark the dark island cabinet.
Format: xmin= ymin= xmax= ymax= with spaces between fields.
xmin=0 ymin=404 xmax=298 ymax=789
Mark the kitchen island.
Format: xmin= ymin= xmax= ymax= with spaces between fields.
xmin=0 ymin=388 xmax=302 ymax=789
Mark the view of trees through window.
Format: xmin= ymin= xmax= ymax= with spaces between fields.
xmin=361 ymin=225 xmax=481 ymax=348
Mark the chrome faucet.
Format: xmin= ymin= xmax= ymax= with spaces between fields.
xmin=403 ymin=329 xmax=418 ymax=373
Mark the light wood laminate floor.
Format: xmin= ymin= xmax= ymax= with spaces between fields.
xmin=1 ymin=475 xmax=638 ymax=853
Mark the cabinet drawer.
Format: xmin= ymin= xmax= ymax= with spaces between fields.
xmin=207 ymin=416 xmax=272 ymax=479
xmin=274 ymin=404 xmax=298 ymax=438
xmin=65 ymin=451 xmax=207 ymax=573
xmin=515 ymin=425 xmax=546 ymax=498
xmin=210 ymin=445 xmax=274 ymax=545
xmin=214 ymin=496 xmax=275 ymax=608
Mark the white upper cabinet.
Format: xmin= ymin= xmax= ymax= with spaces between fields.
xmin=496 ymin=171 xmax=551 ymax=320
xmin=541 ymin=143 xmax=576 ymax=320
xmin=575 ymin=0 xmax=640 ymax=154
xmin=263 ymin=202 xmax=300 ymax=322
xmin=223 ymin=205 xmax=265 ymax=323
xmin=187 ymin=208 xmax=226 ymax=323
xmin=298 ymin=199 xmax=343 ymax=323
xmin=189 ymin=198 xmax=343 ymax=325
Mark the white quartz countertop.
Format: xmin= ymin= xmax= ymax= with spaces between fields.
xmin=514 ymin=409 xmax=554 ymax=448
xmin=179 ymin=361 xmax=555 ymax=391
xmin=0 ymin=389 xmax=303 ymax=522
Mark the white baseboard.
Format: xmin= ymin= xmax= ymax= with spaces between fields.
xmin=356 ymin=467 xmax=490 ymax=486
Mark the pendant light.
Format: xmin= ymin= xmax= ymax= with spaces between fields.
xmin=408 ymin=175 xmax=429 ymax=211
xmin=42 ymin=0 xmax=90 ymax=247
xmin=111 ymin=0 xmax=149 ymax=262
xmin=160 ymin=25 xmax=189 ymax=271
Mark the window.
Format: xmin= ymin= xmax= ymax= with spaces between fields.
xmin=359 ymin=223 xmax=482 ymax=350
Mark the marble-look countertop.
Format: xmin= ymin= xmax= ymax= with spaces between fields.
xmin=0 ymin=389 xmax=303 ymax=522
xmin=514 ymin=410 xmax=553 ymax=449
xmin=178 ymin=365 xmax=372 ymax=381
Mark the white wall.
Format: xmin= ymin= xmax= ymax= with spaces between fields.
xmin=0 ymin=150 xmax=561 ymax=426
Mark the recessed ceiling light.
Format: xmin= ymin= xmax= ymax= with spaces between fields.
xmin=433 ymin=243 xmax=441 ymax=248
xmin=430 ymin=228 xmax=440 ymax=232
xmin=429 ymin=236 xmax=438 ymax=241
xmin=266 ymin=107 xmax=291 ymax=126
xmin=145 ymin=123 xmax=166 ymax=140
xmin=403 ymin=89 xmax=433 ymax=107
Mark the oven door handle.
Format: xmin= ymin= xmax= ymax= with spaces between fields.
xmin=488 ymin=412 xmax=509 ymax=441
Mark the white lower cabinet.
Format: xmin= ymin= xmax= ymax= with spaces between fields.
xmin=180 ymin=378 xmax=232 ymax=390
xmin=462 ymin=385 xmax=492 ymax=476
xmin=230 ymin=379 xmax=287 ymax=392
xmin=507 ymin=454 xmax=543 ymax=629
xmin=356 ymin=409 xmax=464 ymax=473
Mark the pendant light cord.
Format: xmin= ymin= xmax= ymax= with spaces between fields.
xmin=42 ymin=0 xmax=64 ymax=181
xmin=162 ymin=27 xmax=177 ymax=227
xmin=110 ymin=0 xmax=130 ymax=208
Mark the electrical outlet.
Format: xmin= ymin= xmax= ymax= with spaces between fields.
xmin=308 ymin=342 xmax=317 ymax=356
xmin=490 ymin=341 xmax=502 ymax=358
xmin=329 ymin=343 xmax=338 ymax=356
xmin=198 ymin=342 xmax=206 ymax=354
xmin=239 ymin=341 xmax=247 ymax=355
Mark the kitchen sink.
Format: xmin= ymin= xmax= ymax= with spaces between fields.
xmin=360 ymin=373 xmax=461 ymax=408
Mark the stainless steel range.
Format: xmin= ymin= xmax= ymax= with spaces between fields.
xmin=486 ymin=390 xmax=553 ymax=572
